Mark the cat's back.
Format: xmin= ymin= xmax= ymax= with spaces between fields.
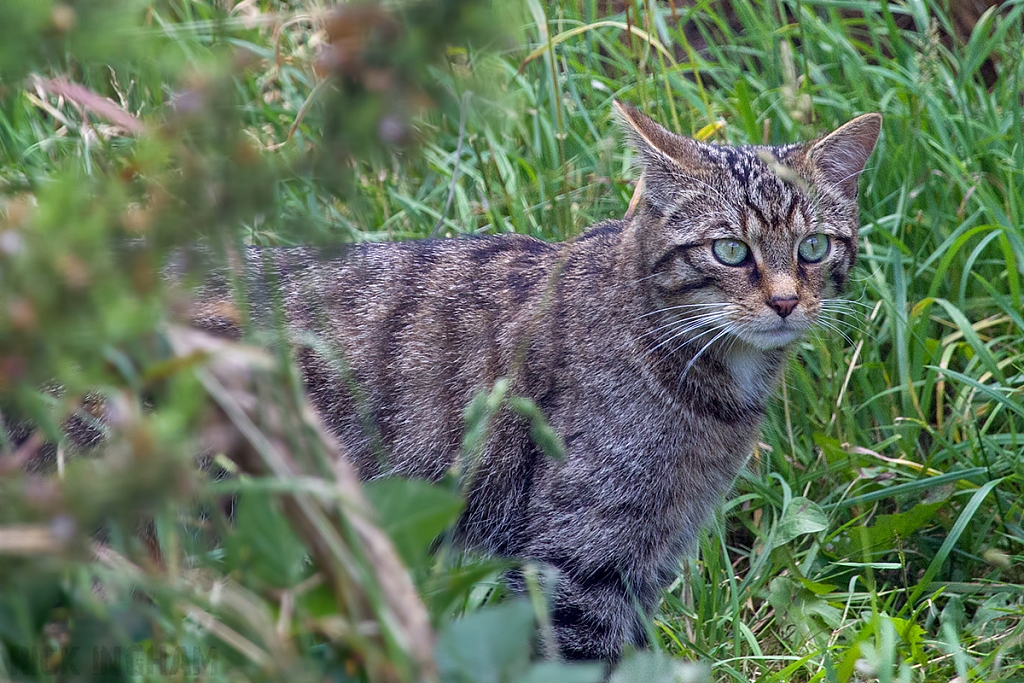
xmin=255 ymin=232 xmax=577 ymax=478
xmin=261 ymin=232 xmax=560 ymax=325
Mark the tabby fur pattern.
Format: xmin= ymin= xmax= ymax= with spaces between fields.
xmin=192 ymin=102 xmax=881 ymax=661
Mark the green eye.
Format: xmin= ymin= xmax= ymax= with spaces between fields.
xmin=798 ymin=233 xmax=830 ymax=263
xmin=712 ymin=239 xmax=750 ymax=266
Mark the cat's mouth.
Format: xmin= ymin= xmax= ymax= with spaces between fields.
xmin=736 ymin=319 xmax=809 ymax=349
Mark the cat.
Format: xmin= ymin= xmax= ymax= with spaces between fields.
xmin=191 ymin=101 xmax=881 ymax=661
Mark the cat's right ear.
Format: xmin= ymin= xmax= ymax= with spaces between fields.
xmin=613 ymin=100 xmax=705 ymax=173
xmin=807 ymin=113 xmax=882 ymax=199
xmin=613 ymin=101 xmax=709 ymax=212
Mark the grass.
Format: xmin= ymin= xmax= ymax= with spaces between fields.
xmin=1 ymin=0 xmax=1023 ymax=681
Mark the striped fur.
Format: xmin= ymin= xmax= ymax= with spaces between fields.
xmin=192 ymin=104 xmax=880 ymax=661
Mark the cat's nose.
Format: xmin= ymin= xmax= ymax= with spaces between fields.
xmin=768 ymin=296 xmax=799 ymax=318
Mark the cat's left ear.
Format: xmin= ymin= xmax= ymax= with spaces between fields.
xmin=807 ymin=113 xmax=882 ymax=199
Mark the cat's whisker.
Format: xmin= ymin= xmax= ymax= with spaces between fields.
xmin=720 ymin=332 xmax=742 ymax=366
xmin=679 ymin=325 xmax=735 ymax=383
xmin=818 ymin=312 xmax=862 ymax=330
xmin=817 ymin=308 xmax=857 ymax=324
xmin=661 ymin=320 xmax=734 ymax=364
xmin=819 ymin=316 xmax=866 ymax=335
xmin=642 ymin=316 xmax=729 ymax=359
xmin=819 ymin=302 xmax=863 ymax=312
xmin=819 ymin=305 xmax=871 ymax=323
xmin=821 ymin=298 xmax=874 ymax=313
xmin=818 ymin=326 xmax=854 ymax=349
xmin=640 ymin=324 xmax=712 ymax=360
xmin=638 ymin=314 xmax=729 ymax=341
xmin=634 ymin=272 xmax=664 ymax=283
xmin=812 ymin=326 xmax=852 ymax=351
xmin=637 ymin=312 xmax=727 ymax=341
xmin=809 ymin=193 xmax=825 ymax=219
xmin=819 ymin=305 xmax=865 ymax=320
xmin=824 ymin=314 xmax=878 ymax=344
xmin=818 ymin=305 xmax=873 ymax=331
xmin=637 ymin=302 xmax=729 ymax=320
xmin=825 ymin=297 xmax=874 ymax=309
xmin=814 ymin=317 xmax=855 ymax=347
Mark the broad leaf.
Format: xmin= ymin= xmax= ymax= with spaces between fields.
xmin=363 ymin=477 xmax=464 ymax=567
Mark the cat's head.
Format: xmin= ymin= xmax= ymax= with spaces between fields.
xmin=616 ymin=102 xmax=880 ymax=351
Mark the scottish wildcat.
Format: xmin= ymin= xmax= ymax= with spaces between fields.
xmin=193 ymin=102 xmax=881 ymax=661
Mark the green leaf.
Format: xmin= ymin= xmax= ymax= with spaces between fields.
xmin=889 ymin=616 xmax=927 ymax=666
xmin=767 ymin=577 xmax=842 ymax=645
xmin=436 ymin=600 xmax=535 ymax=683
xmin=508 ymin=395 xmax=565 ymax=462
xmin=830 ymin=501 xmax=945 ymax=558
xmin=926 ymin=366 xmax=1024 ymax=420
xmin=462 ymin=378 xmax=510 ymax=460
xmin=222 ymin=492 xmax=307 ymax=588
xmin=922 ymin=297 xmax=1005 ymax=382
xmin=516 ymin=661 xmax=605 ymax=683
xmin=771 ymin=496 xmax=828 ymax=549
xmin=609 ymin=651 xmax=709 ymax=683
xmin=868 ymin=501 xmax=945 ymax=542
xmin=423 ymin=557 xmax=508 ymax=618
xmin=797 ymin=578 xmax=838 ymax=596
xmin=968 ymin=593 xmax=1012 ymax=638
xmin=363 ymin=478 xmax=464 ymax=567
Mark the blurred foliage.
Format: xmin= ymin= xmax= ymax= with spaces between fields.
xmin=0 ymin=0 xmax=1023 ymax=681
xmin=0 ymin=1 xmax=562 ymax=682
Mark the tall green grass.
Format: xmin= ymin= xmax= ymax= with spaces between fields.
xmin=1 ymin=0 xmax=1022 ymax=681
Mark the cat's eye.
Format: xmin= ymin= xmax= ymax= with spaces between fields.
xmin=798 ymin=233 xmax=830 ymax=263
xmin=712 ymin=239 xmax=750 ymax=266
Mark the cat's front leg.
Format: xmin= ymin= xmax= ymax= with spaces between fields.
xmin=543 ymin=560 xmax=651 ymax=662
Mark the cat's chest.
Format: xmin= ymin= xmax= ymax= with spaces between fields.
xmin=637 ymin=356 xmax=776 ymax=506
xmin=724 ymin=347 xmax=777 ymax=405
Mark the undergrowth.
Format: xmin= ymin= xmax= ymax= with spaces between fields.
xmin=0 ymin=0 xmax=1022 ymax=681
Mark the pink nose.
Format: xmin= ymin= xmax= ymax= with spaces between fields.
xmin=768 ymin=296 xmax=799 ymax=318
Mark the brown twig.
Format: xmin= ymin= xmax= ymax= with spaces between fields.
xmin=624 ymin=175 xmax=644 ymax=221
xmin=30 ymin=75 xmax=144 ymax=135
xmin=164 ymin=326 xmax=436 ymax=681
